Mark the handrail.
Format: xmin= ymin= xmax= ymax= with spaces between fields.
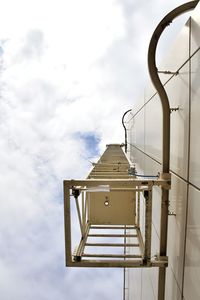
xmin=122 ymin=109 xmax=132 ymax=153
xmin=147 ymin=1 xmax=198 ymax=299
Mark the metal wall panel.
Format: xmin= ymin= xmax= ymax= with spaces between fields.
xmin=159 ymin=19 xmax=190 ymax=76
xmin=144 ymin=18 xmax=190 ymax=105
xmin=129 ymin=143 xmax=145 ymax=173
xmin=183 ymin=185 xmax=200 ymax=300
xmin=191 ymin=5 xmax=200 ymax=53
xmin=144 ymin=156 xmax=161 ymax=236
xmin=167 ymin=175 xmax=188 ymax=291
xmin=165 ymin=268 xmax=182 ymax=300
xmin=131 ymin=95 xmax=145 ymax=116
xmin=144 ymin=81 xmax=156 ymax=106
xmin=189 ymin=52 xmax=200 ymax=189
xmin=144 ymin=94 xmax=162 ymax=162
xmin=134 ymin=111 xmax=145 ymax=151
xmin=150 ymin=229 xmax=159 ymax=295
xmin=127 ymin=269 xmax=142 ymax=300
xmin=166 ymin=63 xmax=190 ymax=180
xmin=141 ymin=268 xmax=157 ymax=300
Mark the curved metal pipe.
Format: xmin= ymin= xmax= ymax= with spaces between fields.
xmin=148 ymin=0 xmax=198 ymax=173
xmin=148 ymin=2 xmax=198 ymax=299
xmin=122 ymin=109 xmax=132 ymax=153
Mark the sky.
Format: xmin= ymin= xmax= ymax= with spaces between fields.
xmin=0 ymin=1 xmax=192 ymax=300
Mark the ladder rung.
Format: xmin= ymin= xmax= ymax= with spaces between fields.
xmin=85 ymin=243 xmax=139 ymax=247
xmin=90 ymin=226 xmax=136 ymax=230
xmin=91 ymin=171 xmax=128 ymax=174
xmin=88 ymin=175 xmax=131 ymax=178
xmin=88 ymin=234 xmax=137 ymax=238
xmin=82 ymin=253 xmax=142 ymax=258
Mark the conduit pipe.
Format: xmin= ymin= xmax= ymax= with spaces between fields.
xmin=147 ymin=1 xmax=198 ymax=299
xmin=122 ymin=109 xmax=132 ymax=153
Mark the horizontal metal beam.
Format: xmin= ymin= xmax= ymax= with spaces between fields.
xmin=85 ymin=243 xmax=139 ymax=247
xmin=90 ymin=171 xmax=128 ymax=174
xmin=82 ymin=253 xmax=142 ymax=258
xmin=79 ymin=187 xmax=145 ymax=192
xmin=90 ymin=226 xmax=136 ymax=230
xmin=68 ymin=259 xmax=168 ymax=268
xmin=88 ymin=175 xmax=131 ymax=178
xmin=92 ymin=163 xmax=129 ymax=166
xmin=88 ymin=234 xmax=137 ymax=238
xmin=64 ymin=178 xmax=170 ymax=189
xmin=69 ymin=259 xmax=143 ymax=268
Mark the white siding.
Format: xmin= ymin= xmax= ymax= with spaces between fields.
xmin=125 ymin=2 xmax=200 ymax=299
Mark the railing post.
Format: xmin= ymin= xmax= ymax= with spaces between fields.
xmin=144 ymin=189 xmax=152 ymax=264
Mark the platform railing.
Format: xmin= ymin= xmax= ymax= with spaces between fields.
xmin=64 ymin=176 xmax=170 ymax=268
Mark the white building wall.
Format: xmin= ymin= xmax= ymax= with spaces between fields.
xmin=126 ymin=3 xmax=200 ymax=300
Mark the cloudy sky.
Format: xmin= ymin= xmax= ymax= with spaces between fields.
xmin=0 ymin=1 xmax=191 ymax=299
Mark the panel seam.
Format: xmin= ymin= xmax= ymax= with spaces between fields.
xmin=127 ymin=46 xmax=200 ymax=125
xmin=181 ymin=16 xmax=192 ymax=300
xmin=128 ymin=143 xmax=200 ymax=192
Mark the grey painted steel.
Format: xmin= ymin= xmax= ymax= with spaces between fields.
xmin=147 ymin=1 xmax=198 ymax=299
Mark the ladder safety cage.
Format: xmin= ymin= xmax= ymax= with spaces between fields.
xmin=64 ymin=144 xmax=171 ymax=268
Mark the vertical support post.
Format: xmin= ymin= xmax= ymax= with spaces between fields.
xmin=75 ymin=222 xmax=90 ymax=260
xmin=123 ymin=225 xmax=127 ymax=300
xmin=144 ymin=189 xmax=152 ymax=263
xmin=63 ymin=181 xmax=72 ymax=265
xmin=158 ymin=188 xmax=169 ymax=299
xmin=84 ymin=192 xmax=88 ymax=224
xmin=124 ymin=225 xmax=127 ymax=258
xmin=137 ymin=189 xmax=140 ymax=227
xmin=75 ymin=196 xmax=84 ymax=237
xmin=82 ymin=192 xmax=86 ymax=234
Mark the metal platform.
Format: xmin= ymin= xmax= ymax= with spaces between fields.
xmin=64 ymin=144 xmax=170 ymax=268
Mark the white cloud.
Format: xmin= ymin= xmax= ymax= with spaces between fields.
xmin=0 ymin=0 xmax=194 ymax=299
